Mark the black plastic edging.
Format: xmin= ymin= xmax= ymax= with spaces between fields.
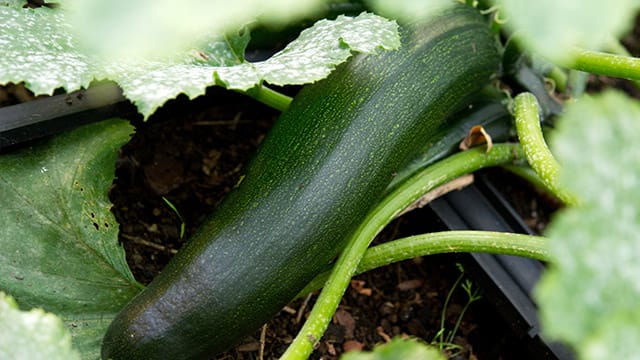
xmin=429 ymin=174 xmax=575 ymax=360
xmin=0 ymin=82 xmax=135 ymax=150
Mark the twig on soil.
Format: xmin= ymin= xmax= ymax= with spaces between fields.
xmin=376 ymin=326 xmax=392 ymax=343
xmin=259 ymin=324 xmax=267 ymax=360
xmin=296 ymin=293 xmax=315 ymax=324
xmin=282 ymin=306 xmax=297 ymax=315
xmin=193 ymin=112 xmax=247 ymax=129
xmin=121 ymin=234 xmax=178 ymax=254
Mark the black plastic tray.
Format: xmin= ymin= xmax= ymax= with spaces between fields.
xmin=429 ymin=174 xmax=574 ymax=360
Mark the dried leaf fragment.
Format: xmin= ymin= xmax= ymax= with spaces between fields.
xmin=460 ymin=125 xmax=493 ymax=153
xmin=350 ymin=279 xmax=372 ymax=296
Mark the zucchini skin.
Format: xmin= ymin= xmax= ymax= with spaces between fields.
xmin=102 ymin=5 xmax=500 ymax=360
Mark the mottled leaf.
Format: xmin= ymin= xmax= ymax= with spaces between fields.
xmin=0 ymin=292 xmax=80 ymax=360
xmin=0 ymin=0 xmax=26 ymax=7
xmin=0 ymin=119 xmax=141 ymax=359
xmin=65 ymin=0 xmax=326 ymax=61
xmin=0 ymin=6 xmax=399 ymax=118
xmin=536 ymin=90 xmax=640 ymax=359
xmin=258 ymin=12 xmax=399 ymax=86
xmin=0 ymin=7 xmax=96 ymax=95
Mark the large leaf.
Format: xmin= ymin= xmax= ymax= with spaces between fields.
xmin=0 ymin=5 xmax=399 ymax=118
xmin=0 ymin=119 xmax=141 ymax=359
xmin=535 ymin=91 xmax=640 ymax=359
xmin=0 ymin=292 xmax=80 ymax=360
xmin=0 ymin=0 xmax=26 ymax=7
xmin=112 ymin=12 xmax=400 ymax=117
xmin=65 ymin=0 xmax=326 ymax=61
xmin=499 ymin=0 xmax=640 ymax=64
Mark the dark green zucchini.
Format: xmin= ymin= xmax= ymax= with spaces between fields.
xmin=102 ymin=5 xmax=500 ymax=359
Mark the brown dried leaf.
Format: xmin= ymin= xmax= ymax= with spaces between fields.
xmin=459 ymin=125 xmax=493 ymax=153
xmin=350 ymin=279 xmax=372 ymax=296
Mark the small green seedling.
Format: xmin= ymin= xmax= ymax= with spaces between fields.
xmin=432 ymin=264 xmax=482 ymax=358
xmin=162 ymin=197 xmax=186 ymax=240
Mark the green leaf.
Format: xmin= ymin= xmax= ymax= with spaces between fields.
xmin=535 ymin=90 xmax=640 ymax=359
xmin=0 ymin=119 xmax=141 ymax=359
xmin=0 ymin=292 xmax=81 ymax=360
xmin=65 ymin=0 xmax=327 ymax=61
xmin=0 ymin=0 xmax=26 ymax=7
xmin=499 ymin=0 xmax=640 ymax=64
xmin=0 ymin=6 xmax=97 ymax=95
xmin=367 ymin=0 xmax=455 ymax=21
xmin=114 ymin=12 xmax=399 ymax=116
xmin=340 ymin=338 xmax=445 ymax=360
xmin=258 ymin=12 xmax=399 ymax=86
xmin=0 ymin=6 xmax=399 ymax=118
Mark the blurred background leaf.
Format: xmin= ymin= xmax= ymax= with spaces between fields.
xmin=0 ymin=292 xmax=81 ymax=360
xmin=499 ymin=0 xmax=640 ymax=64
xmin=536 ymin=91 xmax=640 ymax=359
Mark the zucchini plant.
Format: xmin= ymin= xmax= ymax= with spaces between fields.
xmin=1 ymin=1 xmax=640 ymax=359
xmin=101 ymin=5 xmax=501 ymax=359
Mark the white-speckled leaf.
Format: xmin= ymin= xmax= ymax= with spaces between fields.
xmin=535 ymin=90 xmax=640 ymax=359
xmin=258 ymin=12 xmax=400 ymax=86
xmin=0 ymin=6 xmax=399 ymax=119
xmin=0 ymin=6 xmax=96 ymax=94
xmin=0 ymin=292 xmax=81 ymax=360
xmin=0 ymin=119 xmax=141 ymax=359
xmin=1 ymin=0 xmax=26 ymax=7
xmin=499 ymin=0 xmax=639 ymax=64
xmin=112 ymin=12 xmax=398 ymax=116
xmin=65 ymin=0 xmax=326 ymax=61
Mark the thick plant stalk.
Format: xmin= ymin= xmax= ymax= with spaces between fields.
xmin=298 ymin=230 xmax=549 ymax=297
xmin=570 ymin=48 xmax=640 ymax=81
xmin=281 ymin=143 xmax=525 ymax=360
xmin=514 ymin=92 xmax=576 ymax=205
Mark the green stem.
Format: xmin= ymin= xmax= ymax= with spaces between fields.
xmin=298 ymin=230 xmax=548 ymax=297
xmin=570 ymin=48 xmax=640 ymax=81
xmin=244 ymin=85 xmax=293 ymax=112
xmin=514 ymin=93 xmax=576 ymax=205
xmin=603 ymin=39 xmax=640 ymax=90
xmin=447 ymin=281 xmax=481 ymax=344
xmin=280 ymin=144 xmax=525 ymax=360
xmin=567 ymin=69 xmax=589 ymax=98
xmin=547 ymin=66 xmax=568 ymax=93
xmin=439 ymin=271 xmax=464 ymax=348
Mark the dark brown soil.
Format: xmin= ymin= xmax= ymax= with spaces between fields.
xmin=107 ymin=86 xmax=555 ymax=360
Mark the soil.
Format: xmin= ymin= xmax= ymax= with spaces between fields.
xmin=105 ymin=86 xmax=558 ymax=360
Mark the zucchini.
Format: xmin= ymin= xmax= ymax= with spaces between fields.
xmin=102 ymin=5 xmax=500 ymax=360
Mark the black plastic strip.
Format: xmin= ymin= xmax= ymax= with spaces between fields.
xmin=0 ymin=82 xmax=135 ymax=150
